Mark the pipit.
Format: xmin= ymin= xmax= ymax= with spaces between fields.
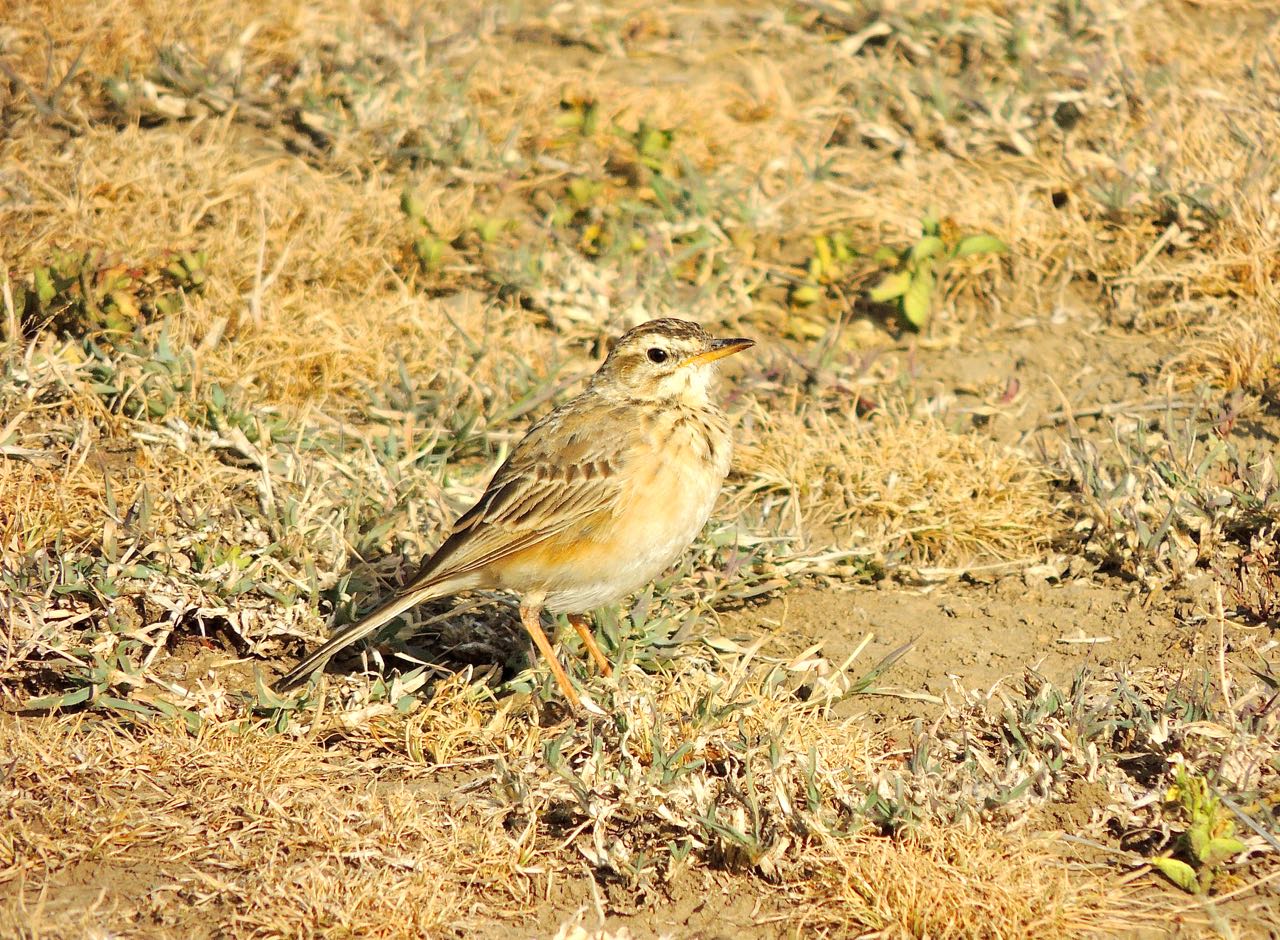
xmin=275 ymin=318 xmax=753 ymax=708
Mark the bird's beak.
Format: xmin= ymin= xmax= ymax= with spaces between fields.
xmin=680 ymin=336 xmax=755 ymax=369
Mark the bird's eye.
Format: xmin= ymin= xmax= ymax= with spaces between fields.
xmin=647 ymin=347 xmax=668 ymax=364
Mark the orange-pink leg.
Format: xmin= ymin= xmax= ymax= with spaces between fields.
xmin=519 ymin=600 xmax=580 ymax=709
xmin=568 ymin=613 xmax=613 ymax=677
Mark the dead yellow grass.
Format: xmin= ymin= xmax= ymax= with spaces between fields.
xmin=8 ymin=0 xmax=1275 ymax=419
xmin=3 ymin=0 xmax=574 ymax=413
xmin=0 ymin=716 xmax=487 ymax=938
xmin=8 ymin=120 xmax=500 ymax=408
xmin=738 ymin=404 xmax=1064 ymax=563
xmin=808 ymin=827 xmax=1146 ymax=938
xmin=0 ymin=650 xmax=1147 ymax=939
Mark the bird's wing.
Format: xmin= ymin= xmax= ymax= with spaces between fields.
xmin=406 ymin=395 xmax=634 ymax=588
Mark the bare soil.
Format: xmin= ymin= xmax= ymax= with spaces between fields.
xmin=735 ymin=574 xmax=1184 ymax=714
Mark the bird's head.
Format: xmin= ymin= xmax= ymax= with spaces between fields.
xmin=592 ymin=318 xmax=754 ymax=405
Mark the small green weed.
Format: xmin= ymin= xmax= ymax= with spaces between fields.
xmin=1058 ymin=402 xmax=1280 ymax=583
xmin=868 ymin=215 xmax=1006 ymax=329
xmin=790 ymin=231 xmax=857 ymax=308
xmin=400 ymin=189 xmax=451 ymax=273
xmin=26 ymin=640 xmax=203 ymax=733
xmin=15 ymin=249 xmax=208 ymax=338
xmin=1151 ymin=767 xmax=1247 ymax=893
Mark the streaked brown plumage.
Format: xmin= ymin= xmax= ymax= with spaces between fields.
xmin=275 ymin=318 xmax=753 ymax=708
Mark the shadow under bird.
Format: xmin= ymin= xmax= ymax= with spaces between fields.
xmin=275 ymin=318 xmax=754 ymax=709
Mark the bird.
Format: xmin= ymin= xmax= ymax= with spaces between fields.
xmin=275 ymin=318 xmax=754 ymax=708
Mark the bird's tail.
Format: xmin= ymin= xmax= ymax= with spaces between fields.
xmin=274 ymin=583 xmax=447 ymax=692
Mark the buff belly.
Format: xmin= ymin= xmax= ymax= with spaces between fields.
xmin=493 ymin=431 xmax=730 ymax=614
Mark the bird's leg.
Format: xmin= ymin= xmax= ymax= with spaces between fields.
xmin=567 ymin=613 xmax=613 ymax=677
xmin=519 ymin=597 xmax=580 ymax=709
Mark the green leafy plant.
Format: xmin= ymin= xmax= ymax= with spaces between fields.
xmin=790 ymin=231 xmax=856 ymax=307
xmin=626 ymin=118 xmax=676 ymax=175
xmin=400 ymin=188 xmax=449 ymax=271
xmin=1150 ymin=767 xmax=1247 ymax=893
xmin=555 ymin=92 xmax=600 ymax=138
xmin=868 ymin=216 xmax=1006 ymax=329
xmin=27 ymin=641 xmax=203 ymax=733
xmin=84 ymin=328 xmax=196 ymax=419
xmin=469 ymin=214 xmax=513 ymax=245
xmin=16 ymin=249 xmax=208 ymax=337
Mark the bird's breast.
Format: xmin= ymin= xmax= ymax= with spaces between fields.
xmin=619 ymin=412 xmax=729 ymax=553
xmin=524 ymin=406 xmax=733 ymax=613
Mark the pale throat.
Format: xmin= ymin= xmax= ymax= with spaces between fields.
xmin=665 ymin=363 xmax=717 ymax=407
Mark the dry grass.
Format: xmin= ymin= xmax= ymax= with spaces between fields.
xmin=4 ymin=0 xmax=1280 ymax=934
xmin=0 ymin=716 xmax=483 ymax=938
xmin=809 ymin=828 xmax=1145 ymax=937
xmin=738 ymin=404 xmax=1065 ymax=563
xmin=0 ymin=648 xmax=1157 ymax=940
